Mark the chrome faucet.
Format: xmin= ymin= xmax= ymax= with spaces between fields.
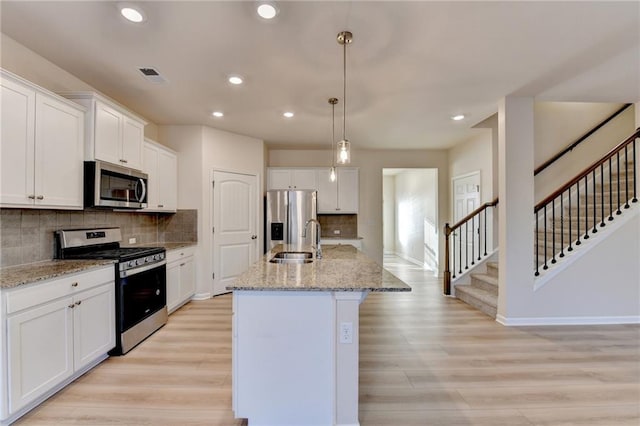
xmin=302 ymin=219 xmax=322 ymax=259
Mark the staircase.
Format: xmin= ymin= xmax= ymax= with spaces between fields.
xmin=455 ymin=262 xmax=498 ymax=318
xmin=446 ymin=125 xmax=639 ymax=319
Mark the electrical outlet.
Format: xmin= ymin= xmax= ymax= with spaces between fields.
xmin=128 ymin=237 xmax=137 ymax=244
xmin=339 ymin=322 xmax=353 ymax=344
xmin=333 ymin=229 xmax=341 ymax=235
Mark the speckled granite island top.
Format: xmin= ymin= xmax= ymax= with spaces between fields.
xmin=227 ymin=244 xmax=411 ymax=292
xmin=0 ymin=259 xmax=116 ymax=289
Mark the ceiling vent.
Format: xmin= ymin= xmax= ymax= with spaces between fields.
xmin=138 ymin=67 xmax=168 ymax=83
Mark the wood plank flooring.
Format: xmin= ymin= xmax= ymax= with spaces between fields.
xmin=16 ymin=257 xmax=640 ymax=425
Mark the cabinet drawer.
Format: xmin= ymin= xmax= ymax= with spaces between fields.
xmin=166 ymin=246 xmax=196 ymax=263
xmin=6 ymin=266 xmax=114 ymax=314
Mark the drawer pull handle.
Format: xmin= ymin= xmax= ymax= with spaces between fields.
xmin=28 ymin=195 xmax=36 ymax=199
xmin=71 ymin=282 xmax=78 ymax=287
xmin=180 ymin=263 xmax=186 ymax=267
xmin=68 ymin=304 xmax=75 ymax=309
xmin=75 ymin=300 xmax=82 ymax=306
xmin=36 ymin=195 xmax=44 ymax=200
xmin=158 ymin=204 xmax=164 ymax=208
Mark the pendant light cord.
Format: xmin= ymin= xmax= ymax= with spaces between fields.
xmin=342 ymin=41 xmax=347 ymax=141
xmin=331 ymin=101 xmax=336 ymax=167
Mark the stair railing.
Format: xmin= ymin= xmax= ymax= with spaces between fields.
xmin=444 ymin=198 xmax=498 ymax=295
xmin=534 ymin=128 xmax=639 ymax=276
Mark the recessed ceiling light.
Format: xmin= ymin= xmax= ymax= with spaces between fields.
xmin=228 ymin=75 xmax=244 ymax=85
xmin=119 ymin=4 xmax=146 ymax=23
xmin=283 ymin=112 xmax=294 ymax=118
xmin=257 ymin=2 xmax=278 ymax=19
xmin=451 ymin=114 xmax=465 ymax=121
xmin=212 ymin=111 xmax=224 ymax=118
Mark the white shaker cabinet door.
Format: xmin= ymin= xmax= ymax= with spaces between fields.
xmin=94 ymin=101 xmax=122 ymax=166
xmin=72 ymin=283 xmax=115 ymax=371
xmin=268 ymin=169 xmax=293 ymax=189
xmin=7 ymin=298 xmax=74 ymax=414
xmin=337 ymin=168 xmax=359 ymax=213
xmin=0 ymin=77 xmax=35 ymax=206
xmin=166 ymin=261 xmax=181 ymax=313
xmin=291 ymin=169 xmax=318 ymax=190
xmin=34 ymin=93 xmax=84 ymax=208
xmin=157 ymin=148 xmax=177 ymax=211
xmin=121 ymin=116 xmax=144 ymax=171
xmin=316 ymin=169 xmax=338 ymax=213
xmin=179 ymin=257 xmax=196 ymax=302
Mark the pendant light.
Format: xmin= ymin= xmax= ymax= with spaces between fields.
xmin=328 ymin=97 xmax=338 ymax=182
xmin=337 ymin=30 xmax=352 ymax=165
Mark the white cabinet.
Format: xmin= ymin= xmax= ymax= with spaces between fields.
xmin=1 ymin=70 xmax=85 ymax=209
xmin=317 ymin=167 xmax=359 ymax=214
xmin=143 ymin=139 xmax=177 ymax=212
xmin=268 ymin=168 xmax=318 ymax=190
xmin=61 ymin=92 xmax=147 ymax=171
xmin=1 ymin=266 xmax=115 ymax=420
xmin=166 ymin=247 xmax=196 ymax=313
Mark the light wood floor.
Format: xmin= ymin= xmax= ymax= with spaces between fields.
xmin=17 ymin=259 xmax=640 ymax=425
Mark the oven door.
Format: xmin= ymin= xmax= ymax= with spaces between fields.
xmin=119 ymin=263 xmax=166 ymax=332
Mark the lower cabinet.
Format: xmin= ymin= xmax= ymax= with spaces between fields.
xmin=1 ymin=265 xmax=115 ymax=422
xmin=166 ymin=246 xmax=196 ymax=314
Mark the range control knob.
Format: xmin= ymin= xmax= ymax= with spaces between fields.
xmin=128 ymin=261 xmax=135 ymax=268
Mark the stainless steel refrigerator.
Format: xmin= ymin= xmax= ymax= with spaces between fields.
xmin=266 ymin=189 xmax=317 ymax=251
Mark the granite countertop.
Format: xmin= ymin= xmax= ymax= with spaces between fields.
xmin=0 ymin=259 xmax=116 ymax=289
xmin=227 ymin=244 xmax=411 ymax=292
xmin=121 ymin=242 xmax=197 ymax=251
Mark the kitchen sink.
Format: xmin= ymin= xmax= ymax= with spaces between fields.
xmin=269 ymin=251 xmax=314 ymax=264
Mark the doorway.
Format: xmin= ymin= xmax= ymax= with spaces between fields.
xmin=211 ymin=170 xmax=259 ymax=295
xmin=382 ymin=168 xmax=438 ymax=273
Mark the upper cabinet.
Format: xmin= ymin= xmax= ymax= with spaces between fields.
xmin=267 ymin=167 xmax=359 ymax=214
xmin=268 ymin=168 xmax=318 ymax=190
xmin=317 ymin=168 xmax=359 ymax=214
xmin=1 ymin=70 xmax=85 ymax=209
xmin=143 ymin=139 xmax=177 ymax=212
xmin=61 ymin=92 xmax=147 ymax=171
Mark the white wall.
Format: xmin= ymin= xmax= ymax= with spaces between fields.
xmin=393 ymin=170 xmax=438 ymax=270
xmin=160 ymin=125 xmax=265 ymax=297
xmin=1 ymin=33 xmax=160 ymax=139
xmin=534 ymin=103 xmax=635 ymax=202
xmin=449 ymin=130 xmax=494 ymax=203
xmin=382 ymin=175 xmax=395 ymax=254
xmin=268 ymin=148 xmax=450 ymax=268
xmin=499 ymin=207 xmax=639 ymax=324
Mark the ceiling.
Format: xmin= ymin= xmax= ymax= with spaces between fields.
xmin=1 ymin=1 xmax=638 ymax=150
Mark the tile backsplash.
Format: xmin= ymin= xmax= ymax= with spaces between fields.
xmin=0 ymin=208 xmax=197 ymax=268
xmin=318 ymin=214 xmax=357 ymax=238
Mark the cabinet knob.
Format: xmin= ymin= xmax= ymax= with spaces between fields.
xmin=251 ymin=235 xmax=257 ymax=240
xmin=71 ymin=282 xmax=78 ymax=287
xmin=68 ymin=304 xmax=75 ymax=309
xmin=36 ymin=195 xmax=44 ymax=200
xmin=180 ymin=263 xmax=186 ymax=267
xmin=158 ymin=204 xmax=164 ymax=208
xmin=122 ymin=159 xmax=128 ymax=163
xmin=75 ymin=300 xmax=82 ymax=306
xmin=28 ymin=195 xmax=36 ymax=200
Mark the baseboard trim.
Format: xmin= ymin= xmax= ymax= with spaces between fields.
xmin=496 ymin=314 xmax=640 ymax=326
xmin=192 ymin=292 xmax=212 ymax=300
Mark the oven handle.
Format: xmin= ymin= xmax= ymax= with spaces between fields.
xmin=135 ymin=178 xmax=147 ymax=203
xmin=120 ymin=260 xmax=166 ymax=278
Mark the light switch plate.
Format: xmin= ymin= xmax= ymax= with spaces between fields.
xmin=128 ymin=237 xmax=137 ymax=244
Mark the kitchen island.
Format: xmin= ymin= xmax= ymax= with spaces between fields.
xmin=227 ymin=244 xmax=410 ymax=426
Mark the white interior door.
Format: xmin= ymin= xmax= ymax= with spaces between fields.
xmin=212 ymin=171 xmax=258 ymax=295
xmin=452 ymin=172 xmax=480 ymax=270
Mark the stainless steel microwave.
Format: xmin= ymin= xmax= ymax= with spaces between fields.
xmin=85 ymin=161 xmax=148 ymax=209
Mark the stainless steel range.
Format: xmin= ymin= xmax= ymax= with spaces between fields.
xmin=55 ymin=227 xmax=167 ymax=355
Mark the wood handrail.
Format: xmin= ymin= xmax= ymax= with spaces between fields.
xmin=446 ymin=197 xmax=499 ymax=235
xmin=535 ymin=128 xmax=640 ymax=213
xmin=534 ymin=104 xmax=632 ymax=176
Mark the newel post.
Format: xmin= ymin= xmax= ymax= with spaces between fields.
xmin=444 ymin=223 xmax=452 ymax=295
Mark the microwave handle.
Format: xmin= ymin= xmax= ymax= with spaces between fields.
xmin=136 ymin=179 xmax=147 ymax=203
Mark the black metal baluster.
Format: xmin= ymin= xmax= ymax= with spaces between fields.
xmin=616 ymin=151 xmax=622 ymax=215
xmin=477 ymin=214 xmax=481 ymax=262
xmin=452 ymin=232 xmax=456 ymax=279
xmin=458 ymin=228 xmax=462 ymax=275
xmin=551 ymin=199 xmax=556 ymax=264
xmin=471 ymin=216 xmax=475 ymax=266
xmin=543 ymin=205 xmax=548 ymax=270
xmin=483 ymin=209 xmax=488 ymax=256
xmin=600 ymin=163 xmax=605 ymax=227
xmin=568 ymin=186 xmax=573 ymax=252
xmin=592 ymin=170 xmax=598 ymax=233
xmin=584 ymin=176 xmax=590 ymax=240
xmin=609 ymin=157 xmax=614 ymax=221
xmin=576 ymin=182 xmax=581 ymax=246
xmin=559 ymin=193 xmax=565 ymax=258
xmin=465 ymin=222 xmax=469 ymax=270
xmin=535 ymin=210 xmax=540 ymax=276
xmin=633 ymin=139 xmax=638 ymax=203
xmin=624 ymin=145 xmax=630 ymax=209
